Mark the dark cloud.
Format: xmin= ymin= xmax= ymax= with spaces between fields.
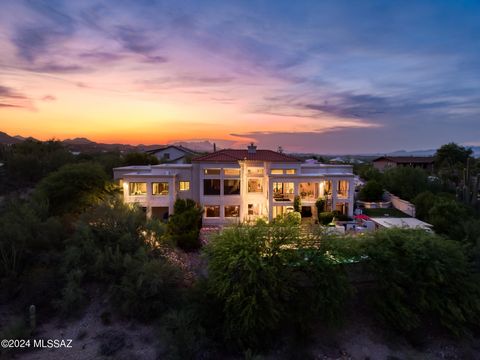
xmin=11 ymin=1 xmax=75 ymax=63
xmin=79 ymin=51 xmax=125 ymax=63
xmin=115 ymin=25 xmax=156 ymax=55
xmin=27 ymin=62 xmax=91 ymax=74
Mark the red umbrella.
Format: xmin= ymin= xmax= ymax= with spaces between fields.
xmin=354 ymin=214 xmax=370 ymax=220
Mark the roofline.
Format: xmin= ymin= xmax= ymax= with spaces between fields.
xmin=192 ymin=149 xmax=301 ymax=163
xmin=146 ymin=145 xmax=198 ymax=154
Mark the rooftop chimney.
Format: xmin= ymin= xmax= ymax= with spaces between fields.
xmin=213 ymin=142 xmax=216 ymax=152
xmin=247 ymin=142 xmax=257 ymax=154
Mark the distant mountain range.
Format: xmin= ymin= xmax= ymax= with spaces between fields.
xmin=1 ymin=131 xmax=479 ymax=157
xmin=0 ymin=131 xmax=214 ymax=153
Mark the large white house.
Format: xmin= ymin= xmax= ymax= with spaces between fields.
xmin=113 ymin=144 xmax=355 ymax=225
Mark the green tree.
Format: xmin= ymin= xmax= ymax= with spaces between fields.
xmin=412 ymin=191 xmax=437 ymax=220
xmin=35 ymin=162 xmax=112 ymax=215
xmin=383 ymin=166 xmax=428 ymax=200
xmin=1 ymin=139 xmax=73 ymax=192
xmin=167 ymin=199 xmax=203 ymax=252
xmin=205 ymin=223 xmax=350 ymax=350
xmin=363 ymin=228 xmax=480 ymax=336
xmin=358 ymin=180 xmax=384 ymax=202
xmin=123 ymin=152 xmax=159 ymax=165
xmin=427 ymin=197 xmax=469 ymax=240
xmin=435 ymin=142 xmax=473 ymax=186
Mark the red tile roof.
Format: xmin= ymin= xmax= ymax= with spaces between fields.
xmin=192 ymin=149 xmax=300 ymax=163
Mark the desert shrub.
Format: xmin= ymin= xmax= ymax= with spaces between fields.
xmin=160 ymin=309 xmax=212 ymax=360
xmin=0 ymin=317 xmax=30 ymax=355
xmin=287 ymin=248 xmax=351 ymax=330
xmin=55 ymin=268 xmax=87 ymax=317
xmin=111 ymin=255 xmax=183 ymax=321
xmin=205 ymin=225 xmax=295 ymax=349
xmin=363 ymin=228 xmax=480 ymax=336
xmin=358 ymin=180 xmax=384 ymax=202
xmin=205 ymin=223 xmax=350 ymax=350
xmin=167 ymin=199 xmax=203 ymax=252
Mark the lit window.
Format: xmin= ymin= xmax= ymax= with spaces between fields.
xmin=179 ymin=181 xmax=190 ymax=191
xmin=248 ymin=179 xmax=263 ymax=192
xmin=204 ymin=168 xmax=221 ymax=175
xmin=323 ymin=180 xmax=332 ymax=195
xmin=271 ymin=169 xmax=283 ymax=174
xmin=152 ymin=182 xmax=169 ymax=195
xmin=273 ymin=182 xmax=295 ymax=200
xmin=129 ymin=182 xmax=147 ymax=195
xmin=224 ymin=168 xmax=240 ymax=176
xmin=205 ymin=205 xmax=220 ymax=217
xmin=247 ymin=167 xmax=264 ymax=176
xmin=225 ymin=205 xmax=240 ymax=217
xmin=204 ymin=179 xmax=220 ymax=195
xmin=285 ymin=169 xmax=296 ymax=174
xmin=337 ymin=180 xmax=349 ymax=198
xmin=224 ymin=180 xmax=240 ymax=195
xmin=248 ymin=203 xmax=260 ymax=216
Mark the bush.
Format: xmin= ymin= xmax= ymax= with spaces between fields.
xmin=168 ymin=199 xmax=203 ymax=252
xmin=315 ymin=198 xmax=325 ymax=213
xmin=358 ymin=180 xmax=384 ymax=202
xmin=285 ymin=211 xmax=301 ymax=225
xmin=159 ymin=309 xmax=212 ymax=360
xmin=319 ymin=211 xmax=335 ymax=225
xmin=55 ymin=268 xmax=87 ymax=318
xmin=205 ymin=223 xmax=350 ymax=350
xmin=112 ymin=256 xmax=183 ymax=321
xmin=293 ymin=195 xmax=301 ymax=212
xmin=363 ymin=229 xmax=480 ymax=336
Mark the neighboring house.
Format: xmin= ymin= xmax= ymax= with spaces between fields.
xmin=114 ymin=144 xmax=355 ymax=225
xmin=146 ymin=145 xmax=198 ymax=164
xmin=372 ymin=156 xmax=435 ymax=172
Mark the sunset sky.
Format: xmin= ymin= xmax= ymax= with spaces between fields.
xmin=1 ymin=0 xmax=479 ymax=153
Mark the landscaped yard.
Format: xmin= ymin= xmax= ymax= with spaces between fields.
xmin=363 ymin=207 xmax=410 ymax=218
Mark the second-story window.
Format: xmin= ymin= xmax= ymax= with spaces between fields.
xmin=247 ymin=167 xmax=264 ymax=176
xmin=204 ymin=179 xmax=220 ymax=195
xmin=271 ymin=169 xmax=283 ymax=174
xmin=179 ymin=181 xmax=190 ymax=191
xmin=152 ymin=182 xmax=169 ymax=195
xmin=129 ymin=182 xmax=147 ymax=195
xmin=204 ymin=168 xmax=221 ymax=175
xmin=224 ymin=179 xmax=240 ymax=195
xmin=337 ymin=180 xmax=349 ymax=198
xmin=285 ymin=169 xmax=296 ymax=174
xmin=224 ymin=168 xmax=240 ymax=176
xmin=248 ymin=179 xmax=263 ymax=192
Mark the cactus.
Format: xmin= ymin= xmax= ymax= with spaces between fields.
xmin=29 ymin=304 xmax=36 ymax=334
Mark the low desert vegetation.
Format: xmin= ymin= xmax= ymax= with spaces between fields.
xmin=1 ymin=140 xmax=480 ymax=358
